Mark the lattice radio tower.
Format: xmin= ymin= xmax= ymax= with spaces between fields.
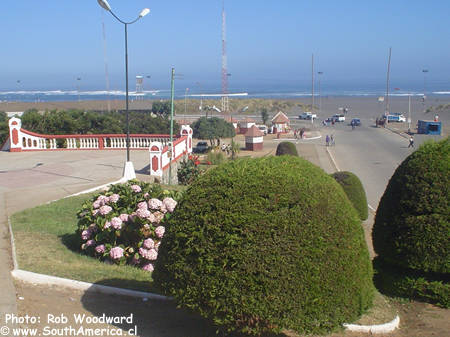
xmin=221 ymin=0 xmax=229 ymax=113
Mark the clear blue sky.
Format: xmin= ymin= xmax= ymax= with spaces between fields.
xmin=1 ymin=0 xmax=449 ymax=92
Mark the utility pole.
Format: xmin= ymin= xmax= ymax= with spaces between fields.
xmin=318 ymin=71 xmax=323 ymax=116
xmin=169 ymin=67 xmax=175 ymax=185
xmin=311 ymin=54 xmax=315 ymax=124
xmin=385 ymin=47 xmax=392 ymax=125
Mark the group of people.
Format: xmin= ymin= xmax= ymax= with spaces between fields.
xmin=293 ymin=128 xmax=306 ymax=140
xmin=325 ymin=134 xmax=335 ymax=147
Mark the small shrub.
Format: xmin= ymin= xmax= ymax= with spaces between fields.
xmin=76 ymin=180 xmax=181 ymax=272
xmin=275 ymin=141 xmax=298 ymax=156
xmin=331 ymin=171 xmax=368 ymax=220
xmin=206 ymin=151 xmax=226 ymax=165
xmin=177 ymin=155 xmax=202 ymax=185
xmin=154 ymin=156 xmax=374 ymax=336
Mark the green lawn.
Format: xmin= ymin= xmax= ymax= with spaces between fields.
xmin=11 ymin=193 xmax=156 ymax=293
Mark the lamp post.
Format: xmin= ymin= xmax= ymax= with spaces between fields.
xmin=97 ymin=0 xmax=150 ymax=179
xmin=318 ymin=71 xmax=323 ymax=116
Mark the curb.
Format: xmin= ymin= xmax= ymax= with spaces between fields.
xmin=383 ymin=125 xmax=410 ymax=139
xmin=11 ymin=269 xmax=171 ymax=301
xmin=343 ymin=315 xmax=400 ymax=334
xmin=325 ymin=146 xmax=340 ymax=172
xmin=7 ymin=217 xmax=18 ymax=270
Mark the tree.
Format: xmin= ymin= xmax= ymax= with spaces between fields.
xmin=261 ymin=107 xmax=269 ymax=125
xmin=151 ymin=101 xmax=171 ymax=116
xmin=0 ymin=111 xmax=8 ymax=146
xmin=191 ymin=117 xmax=235 ymax=146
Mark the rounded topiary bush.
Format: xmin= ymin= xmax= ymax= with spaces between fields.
xmin=331 ymin=171 xmax=368 ymax=220
xmin=373 ymin=138 xmax=449 ymax=274
xmin=275 ymin=141 xmax=298 ymax=156
xmin=372 ymin=138 xmax=449 ymax=306
xmin=154 ymin=156 xmax=374 ymax=335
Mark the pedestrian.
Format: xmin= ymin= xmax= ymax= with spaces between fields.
xmin=325 ymin=134 xmax=330 ymax=147
xmin=300 ymin=128 xmax=305 ymax=139
xmin=294 ymin=129 xmax=298 ymax=139
xmin=408 ymin=136 xmax=414 ymax=148
xmin=351 ymin=120 xmax=355 ymax=130
xmin=330 ymin=134 xmax=335 ymax=146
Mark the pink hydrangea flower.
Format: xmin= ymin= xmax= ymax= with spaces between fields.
xmin=139 ymin=248 xmax=158 ymax=260
xmin=136 ymin=208 xmax=151 ymax=219
xmin=160 ymin=204 xmax=167 ymax=214
xmin=81 ymin=229 xmax=91 ymax=240
xmin=92 ymin=209 xmax=100 ymax=216
xmin=143 ymin=238 xmax=155 ymax=249
xmin=137 ymin=201 xmax=148 ymax=210
xmin=86 ymin=239 xmax=96 ymax=247
xmin=131 ymin=184 xmax=142 ymax=193
xmin=95 ymin=244 xmax=106 ymax=254
xmin=148 ymin=198 xmax=163 ymax=210
xmin=155 ymin=226 xmax=165 ymax=239
xmin=109 ymin=194 xmax=120 ymax=203
xmin=93 ymin=200 xmax=102 ymax=209
xmin=119 ymin=213 xmax=129 ymax=222
xmin=110 ymin=217 xmax=123 ymax=230
xmin=110 ymin=247 xmax=124 ymax=260
xmin=142 ymin=263 xmax=154 ymax=272
xmin=99 ymin=205 xmax=112 ymax=215
xmin=163 ymin=197 xmax=177 ymax=213
xmin=96 ymin=195 xmax=109 ymax=206
xmin=104 ymin=221 xmax=111 ymax=229
xmin=147 ymin=212 xmax=156 ymax=223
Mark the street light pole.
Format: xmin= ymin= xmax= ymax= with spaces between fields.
xmin=97 ymin=0 xmax=150 ymax=179
xmin=318 ymin=71 xmax=323 ymax=116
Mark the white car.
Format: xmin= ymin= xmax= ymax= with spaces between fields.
xmin=332 ymin=114 xmax=345 ymax=122
xmin=256 ymin=125 xmax=268 ymax=135
xmin=299 ymin=112 xmax=317 ymax=120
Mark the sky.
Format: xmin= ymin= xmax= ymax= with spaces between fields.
xmin=0 ymin=0 xmax=449 ymax=93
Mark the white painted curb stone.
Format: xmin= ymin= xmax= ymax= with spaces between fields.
xmin=343 ymin=315 xmax=400 ymax=334
xmin=11 ymin=269 xmax=171 ymax=301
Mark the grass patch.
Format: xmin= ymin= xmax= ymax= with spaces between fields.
xmin=11 ymin=193 xmax=156 ymax=293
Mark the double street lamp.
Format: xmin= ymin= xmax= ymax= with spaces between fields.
xmin=97 ymin=0 xmax=150 ymax=179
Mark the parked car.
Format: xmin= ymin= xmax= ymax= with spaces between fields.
xmin=256 ymin=125 xmax=268 ymax=135
xmin=350 ymin=118 xmax=361 ymax=126
xmin=332 ymin=114 xmax=345 ymax=122
xmin=193 ymin=141 xmax=209 ymax=153
xmin=299 ymin=112 xmax=317 ymax=120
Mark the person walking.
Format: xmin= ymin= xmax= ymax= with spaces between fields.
xmin=330 ymin=134 xmax=335 ymax=146
xmin=325 ymin=134 xmax=330 ymax=147
xmin=300 ymin=128 xmax=305 ymax=139
xmin=408 ymin=136 xmax=414 ymax=148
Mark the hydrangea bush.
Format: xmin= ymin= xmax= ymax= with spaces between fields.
xmin=77 ymin=181 xmax=180 ymax=272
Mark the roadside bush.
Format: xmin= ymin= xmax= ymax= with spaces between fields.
xmin=373 ymin=138 xmax=449 ymax=273
xmin=177 ymin=155 xmax=202 ymax=185
xmin=76 ymin=180 xmax=182 ymax=272
xmin=206 ymin=151 xmax=227 ymax=165
xmin=373 ymin=138 xmax=449 ymax=306
xmin=154 ymin=156 xmax=374 ymax=335
xmin=275 ymin=141 xmax=298 ymax=156
xmin=331 ymin=171 xmax=368 ymax=220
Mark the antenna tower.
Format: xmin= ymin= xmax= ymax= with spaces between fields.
xmin=221 ymin=0 xmax=229 ymax=113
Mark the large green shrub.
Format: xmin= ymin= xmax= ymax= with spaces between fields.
xmin=275 ymin=141 xmax=298 ymax=156
xmin=372 ymin=138 xmax=449 ymax=307
xmin=154 ymin=156 xmax=374 ymax=335
xmin=373 ymin=138 xmax=449 ymax=274
xmin=331 ymin=171 xmax=368 ymax=220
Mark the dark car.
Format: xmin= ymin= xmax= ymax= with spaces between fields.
xmin=193 ymin=141 xmax=209 ymax=153
xmin=350 ymin=118 xmax=361 ymax=126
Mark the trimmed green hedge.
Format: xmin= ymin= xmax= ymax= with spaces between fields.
xmin=154 ymin=156 xmax=374 ymax=335
xmin=331 ymin=171 xmax=368 ymax=220
xmin=373 ymin=138 xmax=450 ymax=274
xmin=373 ymin=257 xmax=449 ymax=308
xmin=275 ymin=141 xmax=298 ymax=156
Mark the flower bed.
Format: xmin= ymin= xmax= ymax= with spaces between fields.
xmin=77 ymin=181 xmax=181 ymax=272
